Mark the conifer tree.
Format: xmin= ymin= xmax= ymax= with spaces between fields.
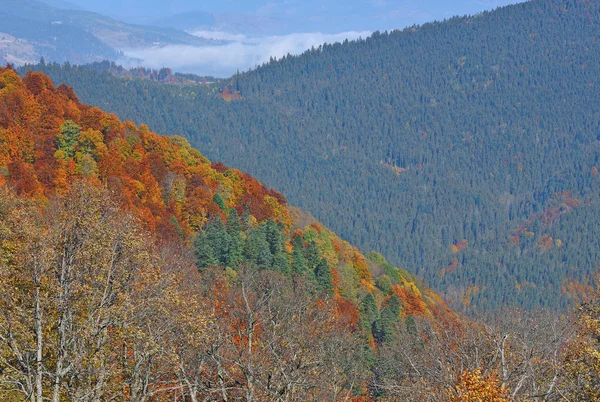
xmin=374 ymin=294 xmax=401 ymax=343
xmin=359 ymin=293 xmax=379 ymax=333
xmin=315 ymin=257 xmax=333 ymax=295
xmin=306 ymin=241 xmax=321 ymax=270
xmin=226 ymin=209 xmax=243 ymax=267
xmin=193 ymin=230 xmax=217 ymax=270
xmin=244 ymin=227 xmax=273 ymax=268
xmin=291 ymin=234 xmax=309 ymax=275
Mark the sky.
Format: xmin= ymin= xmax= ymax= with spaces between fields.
xmin=60 ymin=0 xmax=524 ymax=76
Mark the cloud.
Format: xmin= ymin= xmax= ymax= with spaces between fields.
xmin=119 ymin=30 xmax=370 ymax=77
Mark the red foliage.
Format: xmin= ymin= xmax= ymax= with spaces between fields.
xmin=392 ymin=284 xmax=427 ymax=316
xmin=334 ymin=296 xmax=359 ymax=330
xmin=0 ymin=68 xmax=289 ymax=240
xmin=446 ymin=257 xmax=459 ymax=274
xmin=211 ymin=161 xmax=228 ymax=173
xmin=219 ymin=87 xmax=242 ymax=101
xmin=7 ymin=159 xmax=42 ymax=197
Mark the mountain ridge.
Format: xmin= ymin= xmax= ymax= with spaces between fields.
xmin=23 ymin=0 xmax=600 ymax=310
xmin=0 ymin=0 xmax=219 ymax=66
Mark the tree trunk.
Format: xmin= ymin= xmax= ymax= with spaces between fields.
xmin=35 ymin=285 xmax=43 ymax=402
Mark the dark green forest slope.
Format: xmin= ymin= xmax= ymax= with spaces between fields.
xmin=23 ymin=0 xmax=600 ymax=310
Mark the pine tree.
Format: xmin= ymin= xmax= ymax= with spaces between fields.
xmin=226 ymin=209 xmax=243 ymax=267
xmin=272 ymin=252 xmax=291 ymax=275
xmin=373 ymin=294 xmax=401 ymax=344
xmin=359 ymin=293 xmax=379 ymax=333
xmin=291 ymin=234 xmax=309 ymax=275
xmin=306 ymin=241 xmax=321 ymax=270
xmin=244 ymin=227 xmax=272 ymax=268
xmin=193 ymin=231 xmax=217 ymax=270
xmin=264 ymin=218 xmax=283 ymax=255
xmin=315 ymin=257 xmax=333 ymax=295
xmin=205 ymin=216 xmax=230 ymax=265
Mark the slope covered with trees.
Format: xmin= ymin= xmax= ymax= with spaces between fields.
xmin=0 ymin=67 xmax=448 ymax=400
xmin=25 ymin=0 xmax=600 ymax=310
xmin=2 ymin=68 xmax=599 ymax=401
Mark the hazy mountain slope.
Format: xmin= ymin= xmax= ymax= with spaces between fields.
xmin=24 ymin=0 xmax=600 ymax=310
xmin=0 ymin=0 xmax=217 ymax=65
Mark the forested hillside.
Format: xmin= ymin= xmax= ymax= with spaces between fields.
xmin=2 ymin=66 xmax=600 ymax=401
xmin=0 ymin=67 xmax=451 ymax=400
xmin=25 ymin=0 xmax=600 ymax=310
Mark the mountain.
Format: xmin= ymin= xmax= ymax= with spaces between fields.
xmin=0 ymin=65 xmax=448 ymax=319
xmin=2 ymin=67 xmax=598 ymax=402
xmin=0 ymin=66 xmax=459 ymax=399
xmin=38 ymin=0 xmax=85 ymax=11
xmin=0 ymin=0 xmax=218 ymax=66
xmin=24 ymin=0 xmax=600 ymax=311
xmin=151 ymin=11 xmax=216 ymax=31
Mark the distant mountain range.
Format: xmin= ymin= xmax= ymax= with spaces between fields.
xmin=0 ymin=0 xmax=218 ymax=66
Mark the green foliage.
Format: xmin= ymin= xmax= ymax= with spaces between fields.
xmin=225 ymin=209 xmax=243 ymax=266
xmin=271 ymin=251 xmax=291 ymax=275
xmin=405 ymin=316 xmax=418 ymax=336
xmin=212 ymin=193 xmax=226 ymax=210
xmin=291 ymin=234 xmax=309 ymax=275
xmin=315 ymin=257 xmax=333 ymax=295
xmin=25 ymin=0 xmax=600 ymax=310
xmin=306 ymin=241 xmax=321 ymax=270
xmin=56 ymin=120 xmax=80 ymax=158
xmin=359 ymin=293 xmax=379 ymax=333
xmin=375 ymin=275 xmax=393 ymax=295
xmin=193 ymin=227 xmax=218 ymax=270
xmin=244 ymin=227 xmax=273 ymax=268
xmin=192 ymin=213 xmax=329 ymax=278
xmin=373 ymin=294 xmax=402 ymax=344
xmin=264 ymin=218 xmax=283 ymax=255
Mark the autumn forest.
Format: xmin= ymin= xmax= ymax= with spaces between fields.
xmin=0 ymin=62 xmax=596 ymax=401
xmin=1 ymin=0 xmax=600 ymax=400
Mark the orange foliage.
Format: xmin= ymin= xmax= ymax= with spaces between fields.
xmin=310 ymin=222 xmax=322 ymax=233
xmin=448 ymin=368 xmax=508 ymax=402
xmin=562 ymin=277 xmax=596 ymax=305
xmin=219 ymin=87 xmax=242 ymax=101
xmin=0 ymin=68 xmax=290 ymax=239
xmin=331 ymin=267 xmax=341 ymax=294
xmin=352 ymin=252 xmax=373 ymax=284
xmin=334 ymin=296 xmax=359 ymax=330
xmin=451 ymin=240 xmax=468 ymax=253
xmin=537 ymin=234 xmax=554 ymax=251
xmin=392 ymin=284 xmax=427 ymax=316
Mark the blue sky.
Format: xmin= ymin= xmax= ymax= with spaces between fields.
xmin=63 ymin=0 xmax=522 ymax=33
xmin=58 ymin=0 xmax=524 ymax=76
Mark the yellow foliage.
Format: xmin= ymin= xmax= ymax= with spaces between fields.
xmin=448 ymin=368 xmax=508 ymax=402
xmin=561 ymin=294 xmax=600 ymax=400
xmin=264 ymin=195 xmax=292 ymax=230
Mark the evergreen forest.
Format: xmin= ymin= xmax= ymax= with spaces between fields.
xmin=1 ymin=66 xmax=599 ymax=401
xmin=24 ymin=0 xmax=600 ymax=310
